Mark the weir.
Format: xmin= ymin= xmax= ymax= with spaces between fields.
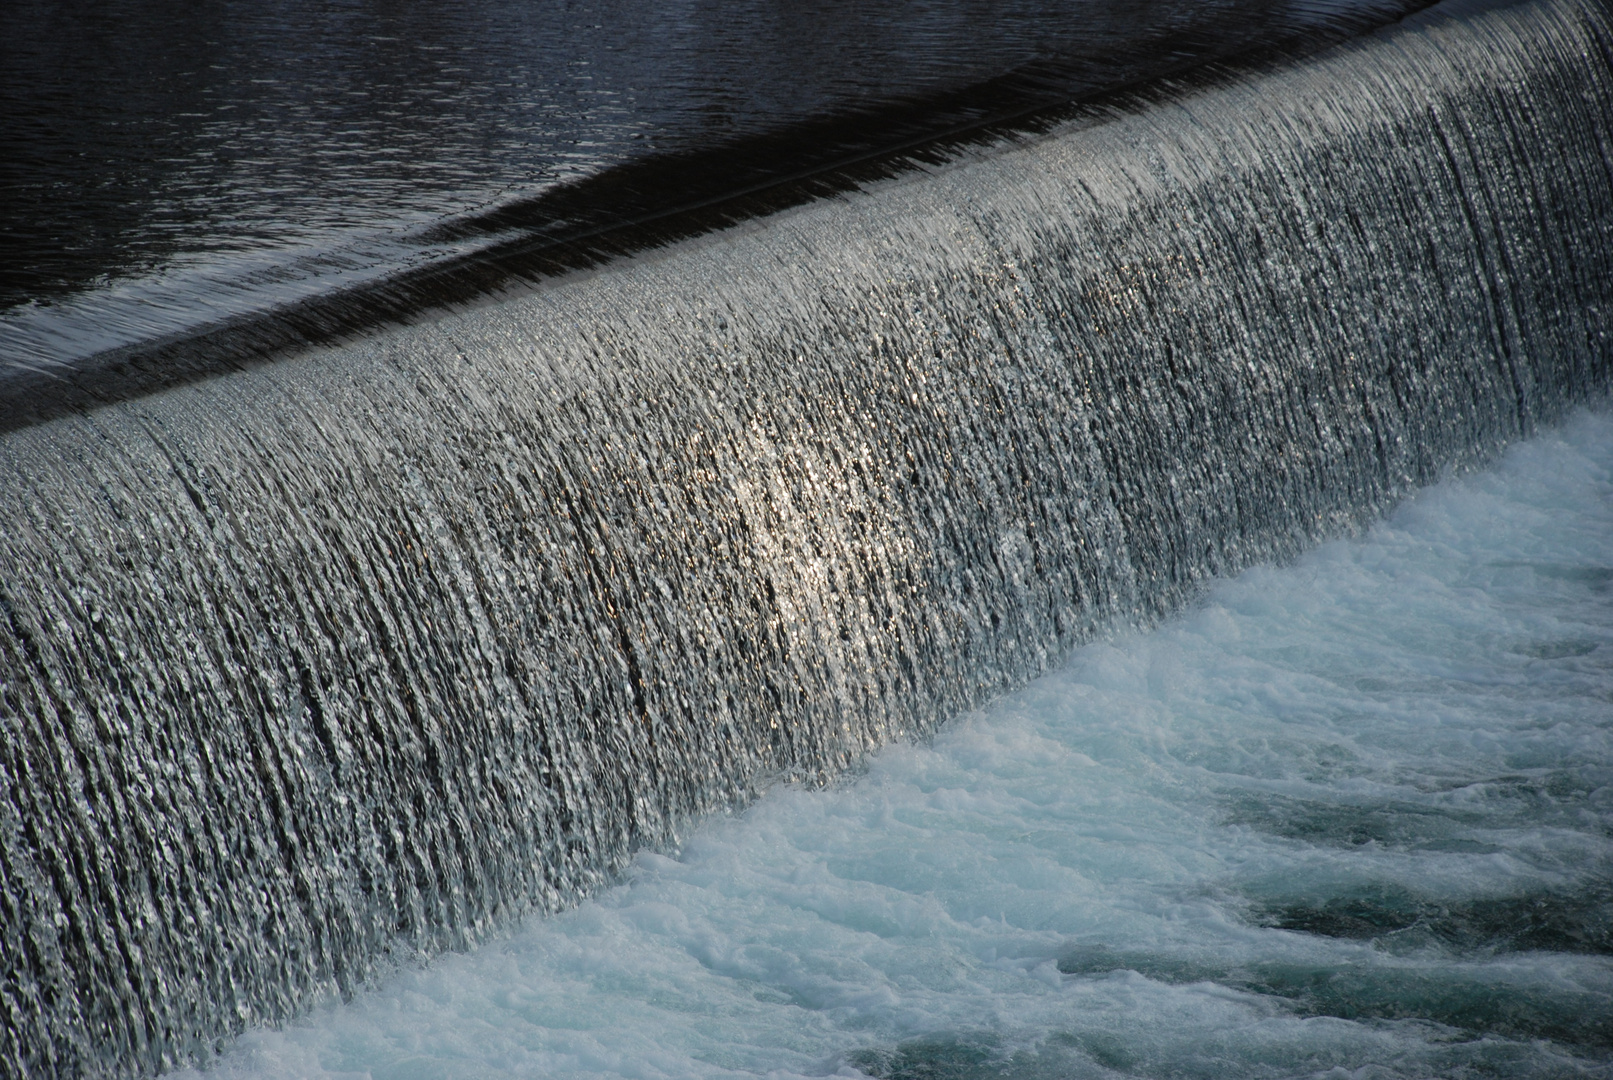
xmin=2 ymin=0 xmax=1611 ymax=1073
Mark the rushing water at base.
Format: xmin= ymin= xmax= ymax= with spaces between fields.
xmin=178 ymin=409 xmax=1613 ymax=1079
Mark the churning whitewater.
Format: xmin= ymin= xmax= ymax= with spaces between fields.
xmin=183 ymin=409 xmax=1613 ymax=1079
xmin=2 ymin=0 xmax=1612 ymax=1073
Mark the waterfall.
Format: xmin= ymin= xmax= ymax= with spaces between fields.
xmin=2 ymin=0 xmax=1611 ymax=1073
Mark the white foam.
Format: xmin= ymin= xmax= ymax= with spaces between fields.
xmin=187 ymin=411 xmax=1613 ymax=1079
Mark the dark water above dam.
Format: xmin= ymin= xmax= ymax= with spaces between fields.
xmin=2 ymin=0 xmax=1613 ymax=1074
xmin=0 ymin=0 xmax=1420 ymax=383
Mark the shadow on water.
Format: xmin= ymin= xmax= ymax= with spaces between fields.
xmin=850 ymin=882 xmax=1613 ymax=1075
xmin=1488 ymin=561 xmax=1613 ymax=592
xmin=846 ymin=1012 xmax=1613 ymax=1079
xmin=1224 ymin=793 xmax=1491 ymax=849
xmin=848 ymin=1034 xmax=1011 ymax=1080
xmin=847 ymin=1033 xmax=1097 ymax=1080
xmin=1254 ymin=885 xmax=1613 ymax=956
xmin=1222 ymin=769 xmax=1613 ymax=850
xmin=1056 ymin=945 xmax=1613 ymax=1049
xmin=1204 ymin=784 xmax=1613 ymax=1045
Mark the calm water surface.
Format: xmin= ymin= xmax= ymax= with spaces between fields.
xmin=1 ymin=0 xmax=1414 ymax=369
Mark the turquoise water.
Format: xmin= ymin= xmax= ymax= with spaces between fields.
xmin=184 ymin=411 xmax=1613 ymax=1078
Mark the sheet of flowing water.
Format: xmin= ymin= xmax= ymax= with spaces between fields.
xmin=178 ymin=411 xmax=1613 ymax=1079
xmin=6 ymin=0 xmax=1610 ymax=1070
